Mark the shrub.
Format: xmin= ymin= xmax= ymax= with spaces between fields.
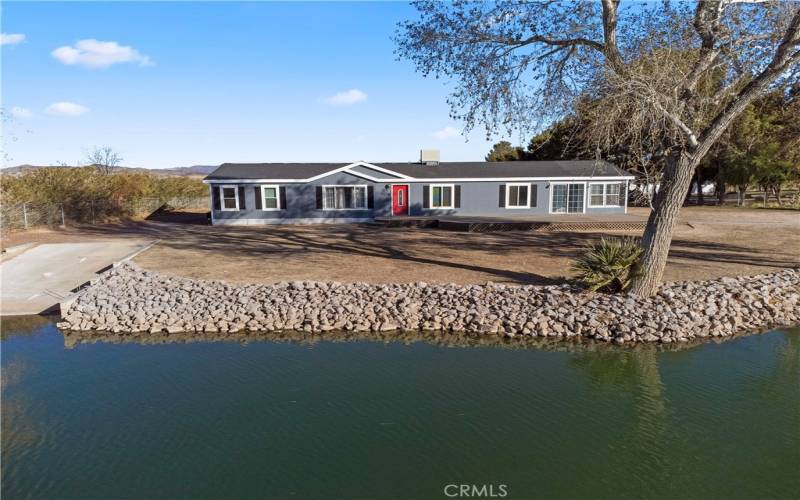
xmin=571 ymin=237 xmax=642 ymax=293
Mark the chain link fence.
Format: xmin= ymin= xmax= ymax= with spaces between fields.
xmin=1 ymin=197 xmax=208 ymax=235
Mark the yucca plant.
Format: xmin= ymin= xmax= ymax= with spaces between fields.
xmin=571 ymin=237 xmax=642 ymax=293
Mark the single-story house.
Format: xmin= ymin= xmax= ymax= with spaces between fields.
xmin=203 ymin=151 xmax=634 ymax=225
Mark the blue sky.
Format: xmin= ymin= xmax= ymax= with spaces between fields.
xmin=1 ymin=1 xmax=508 ymax=169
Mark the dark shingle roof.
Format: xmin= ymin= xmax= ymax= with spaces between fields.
xmin=376 ymin=160 xmax=626 ymax=178
xmin=205 ymin=163 xmax=345 ymax=181
xmin=205 ymin=160 xmax=629 ymax=181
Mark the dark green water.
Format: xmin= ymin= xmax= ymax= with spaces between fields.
xmin=2 ymin=318 xmax=798 ymax=500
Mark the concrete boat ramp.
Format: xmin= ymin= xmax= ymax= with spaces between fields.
xmin=1 ymin=240 xmax=156 ymax=316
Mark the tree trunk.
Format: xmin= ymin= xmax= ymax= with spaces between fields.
xmin=716 ymin=180 xmax=726 ymax=205
xmin=763 ymin=188 xmax=768 ymax=207
xmin=684 ymin=171 xmax=697 ymax=206
xmin=774 ymin=186 xmax=783 ymax=206
xmin=630 ymin=153 xmax=697 ymax=297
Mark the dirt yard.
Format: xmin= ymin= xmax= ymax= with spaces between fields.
xmin=3 ymin=206 xmax=798 ymax=285
xmin=135 ymin=206 xmax=800 ymax=284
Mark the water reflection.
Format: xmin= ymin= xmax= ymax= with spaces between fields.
xmin=3 ymin=320 xmax=799 ymax=499
xmin=571 ymin=348 xmax=674 ymax=474
xmin=1 ymin=315 xmax=53 ymax=340
xmin=60 ymin=326 xmax=751 ymax=353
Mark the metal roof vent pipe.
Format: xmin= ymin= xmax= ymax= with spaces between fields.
xmin=420 ymin=149 xmax=440 ymax=166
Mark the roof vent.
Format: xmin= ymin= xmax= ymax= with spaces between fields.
xmin=420 ymin=149 xmax=440 ymax=166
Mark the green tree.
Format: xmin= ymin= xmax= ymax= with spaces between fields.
xmin=396 ymin=1 xmax=800 ymax=296
xmin=485 ymin=140 xmax=525 ymax=162
xmin=526 ymin=117 xmax=587 ymax=161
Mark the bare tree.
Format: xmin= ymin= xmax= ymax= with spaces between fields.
xmin=396 ymin=0 xmax=800 ymax=296
xmin=84 ymin=146 xmax=123 ymax=175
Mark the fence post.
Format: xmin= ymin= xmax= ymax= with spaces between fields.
xmin=22 ymin=203 xmax=28 ymax=230
xmin=60 ymin=203 xmax=66 ymax=227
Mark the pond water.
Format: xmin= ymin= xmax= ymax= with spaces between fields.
xmin=2 ymin=317 xmax=798 ymax=499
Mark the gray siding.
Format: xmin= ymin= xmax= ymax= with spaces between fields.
xmin=407 ymin=181 xmax=549 ymax=216
xmin=348 ymin=164 xmax=405 ymax=179
xmin=210 ymin=176 xmax=626 ymax=224
xmin=212 ymin=171 xmax=391 ymax=223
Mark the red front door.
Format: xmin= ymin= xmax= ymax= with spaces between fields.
xmin=391 ymin=185 xmax=409 ymax=216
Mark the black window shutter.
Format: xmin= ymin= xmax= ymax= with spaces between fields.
xmin=454 ymin=185 xmax=461 ymax=208
xmin=212 ymin=186 xmax=221 ymax=210
xmin=315 ymin=186 xmax=323 ymax=209
xmin=237 ymin=186 xmax=246 ymax=210
xmin=279 ymin=186 xmax=287 ymax=210
xmin=254 ymin=186 xmax=262 ymax=210
xmin=423 ymin=185 xmax=430 ymax=208
xmin=367 ymin=186 xmax=374 ymax=208
xmin=499 ymin=185 xmax=506 ymax=207
xmin=531 ymin=184 xmax=538 ymax=207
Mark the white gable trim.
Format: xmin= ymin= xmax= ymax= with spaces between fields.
xmin=351 ymin=162 xmax=414 ymax=179
xmin=305 ymin=162 xmax=413 ymax=182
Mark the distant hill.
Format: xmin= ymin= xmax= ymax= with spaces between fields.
xmin=1 ymin=164 xmax=219 ymax=176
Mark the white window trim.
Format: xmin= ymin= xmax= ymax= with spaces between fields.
xmin=548 ymin=182 xmax=587 ymax=214
xmin=429 ymin=184 xmax=455 ymax=209
xmin=588 ymin=182 xmax=624 ymax=208
xmin=260 ymin=184 xmax=281 ymax=211
xmin=322 ymin=185 xmax=368 ymax=211
xmin=220 ymin=185 xmax=239 ymax=211
xmin=505 ymin=182 xmax=531 ymax=209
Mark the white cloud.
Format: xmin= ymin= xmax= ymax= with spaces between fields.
xmin=0 ymin=33 xmax=26 ymax=45
xmin=322 ymin=89 xmax=368 ymax=106
xmin=432 ymin=126 xmax=460 ymax=140
xmin=45 ymin=102 xmax=89 ymax=117
xmin=51 ymin=39 xmax=153 ymax=68
xmin=11 ymin=107 xmax=33 ymax=119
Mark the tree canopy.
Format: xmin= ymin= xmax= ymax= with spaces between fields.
xmin=397 ymin=0 xmax=800 ymax=295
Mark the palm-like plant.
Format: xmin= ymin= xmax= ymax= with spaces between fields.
xmin=571 ymin=237 xmax=642 ymax=293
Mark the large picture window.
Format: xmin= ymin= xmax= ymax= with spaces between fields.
xmin=588 ymin=182 xmax=625 ymax=207
xmin=506 ymin=183 xmax=530 ymax=208
xmin=430 ymin=184 xmax=454 ymax=208
xmin=220 ymin=185 xmax=238 ymax=211
xmin=323 ymin=186 xmax=367 ymax=210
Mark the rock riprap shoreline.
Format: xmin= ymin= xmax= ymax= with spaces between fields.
xmin=57 ymin=263 xmax=799 ymax=344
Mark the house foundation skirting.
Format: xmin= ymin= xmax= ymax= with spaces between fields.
xmin=212 ymin=217 xmax=374 ymax=226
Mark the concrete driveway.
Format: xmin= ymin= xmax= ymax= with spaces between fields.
xmin=1 ymin=240 xmax=154 ymax=316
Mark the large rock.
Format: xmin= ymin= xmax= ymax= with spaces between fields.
xmin=57 ymin=262 xmax=800 ymax=345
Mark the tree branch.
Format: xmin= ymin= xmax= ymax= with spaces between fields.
xmin=601 ymin=0 xmax=626 ymax=74
xmin=652 ymin=102 xmax=700 ymax=149
xmin=681 ymin=1 xmax=725 ymax=99
xmin=697 ymin=9 xmax=800 ymax=156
